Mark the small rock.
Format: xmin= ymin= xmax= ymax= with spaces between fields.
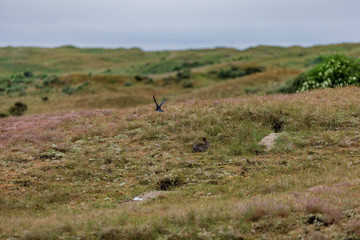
xmin=132 ymin=191 xmax=168 ymax=202
xmin=258 ymin=133 xmax=284 ymax=151
xmin=54 ymin=152 xmax=65 ymax=159
xmin=51 ymin=143 xmax=59 ymax=149
xmin=75 ymin=140 xmax=86 ymax=144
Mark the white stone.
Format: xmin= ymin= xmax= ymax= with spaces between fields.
xmin=258 ymin=132 xmax=284 ymax=151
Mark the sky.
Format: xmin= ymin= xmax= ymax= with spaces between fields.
xmin=0 ymin=0 xmax=359 ymax=51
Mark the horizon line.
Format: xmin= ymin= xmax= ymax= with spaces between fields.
xmin=0 ymin=41 xmax=359 ymax=52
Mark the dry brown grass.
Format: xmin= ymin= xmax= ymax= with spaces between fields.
xmin=1 ymin=87 xmax=360 ymax=239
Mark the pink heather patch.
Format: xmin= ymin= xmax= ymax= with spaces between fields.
xmin=301 ymin=198 xmax=341 ymax=223
xmin=0 ymin=109 xmax=117 ymax=153
xmin=308 ymin=181 xmax=355 ymax=193
xmin=302 ymin=198 xmax=325 ymax=214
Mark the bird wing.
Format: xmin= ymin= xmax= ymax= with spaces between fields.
xmin=153 ymin=96 xmax=159 ymax=106
xmin=159 ymin=99 xmax=167 ymax=107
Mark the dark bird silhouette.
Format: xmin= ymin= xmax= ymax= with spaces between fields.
xmin=153 ymin=95 xmax=166 ymax=112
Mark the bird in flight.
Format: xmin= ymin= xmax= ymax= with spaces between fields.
xmin=153 ymin=95 xmax=166 ymax=112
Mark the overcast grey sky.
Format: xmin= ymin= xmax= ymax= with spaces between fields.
xmin=0 ymin=0 xmax=359 ymax=50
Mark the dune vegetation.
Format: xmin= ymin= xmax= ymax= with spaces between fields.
xmin=1 ymin=43 xmax=360 ymax=239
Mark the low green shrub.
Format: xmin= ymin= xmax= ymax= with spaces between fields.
xmin=217 ymin=66 xmax=265 ymax=79
xmin=299 ymin=54 xmax=360 ymax=92
xmin=271 ymin=73 xmax=307 ymax=94
xmin=36 ymin=74 xmax=48 ymax=79
xmin=9 ymin=102 xmax=27 ymax=116
xmin=10 ymin=73 xmax=24 ymax=80
xmin=124 ymin=81 xmax=133 ymax=87
xmin=176 ymin=69 xmax=191 ymax=82
xmin=5 ymin=85 xmax=27 ymax=94
xmin=146 ymin=78 xmax=154 ymax=84
xmin=62 ymin=86 xmax=76 ymax=95
xmin=134 ymin=75 xmax=148 ymax=82
xmin=62 ymin=81 xmax=90 ymax=95
xmin=42 ymin=76 xmax=58 ymax=86
xmin=276 ymin=54 xmax=360 ymax=93
xmin=244 ymin=66 xmax=265 ymax=75
xmin=304 ymin=56 xmax=326 ymax=67
xmin=218 ymin=66 xmax=245 ymax=79
xmin=182 ymin=80 xmax=193 ymax=88
xmin=23 ymin=71 xmax=34 ymax=78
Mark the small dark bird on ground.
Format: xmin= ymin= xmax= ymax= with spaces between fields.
xmin=153 ymin=95 xmax=166 ymax=112
xmin=41 ymin=96 xmax=49 ymax=102
xmin=192 ymin=137 xmax=210 ymax=153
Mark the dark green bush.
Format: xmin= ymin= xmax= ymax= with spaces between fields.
xmin=173 ymin=61 xmax=204 ymax=71
xmin=36 ymin=74 xmax=48 ymax=79
xmin=124 ymin=81 xmax=133 ymax=87
xmin=43 ymin=76 xmax=58 ymax=86
xmin=208 ymin=70 xmax=218 ymax=75
xmin=146 ymin=78 xmax=154 ymax=84
xmin=182 ymin=80 xmax=193 ymax=88
xmin=218 ymin=66 xmax=245 ymax=79
xmin=77 ymin=81 xmax=90 ymax=90
xmin=23 ymin=71 xmax=34 ymax=78
xmin=62 ymin=81 xmax=91 ymax=94
xmin=62 ymin=86 xmax=76 ymax=95
xmin=35 ymin=75 xmax=58 ymax=89
xmin=173 ymin=66 xmax=181 ymax=71
xmin=272 ymin=73 xmax=307 ymax=94
xmin=181 ymin=61 xmax=202 ymax=68
xmin=134 ymin=75 xmax=148 ymax=82
xmin=0 ymin=77 xmax=28 ymax=95
xmin=176 ymin=69 xmax=191 ymax=82
xmin=5 ymin=85 xmax=27 ymax=94
xmin=10 ymin=73 xmax=24 ymax=80
xmin=304 ymin=56 xmax=326 ymax=67
xmin=9 ymin=102 xmax=27 ymax=116
xmin=217 ymin=66 xmax=265 ymax=79
xmin=244 ymin=66 xmax=265 ymax=74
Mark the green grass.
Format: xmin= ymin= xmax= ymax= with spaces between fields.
xmin=1 ymin=87 xmax=360 ymax=239
xmin=1 ymin=43 xmax=360 ymax=239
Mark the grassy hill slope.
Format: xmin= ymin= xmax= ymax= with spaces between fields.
xmin=1 ymin=43 xmax=360 ymax=76
xmin=1 ymin=43 xmax=360 ymax=116
xmin=1 ymin=87 xmax=360 ymax=239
